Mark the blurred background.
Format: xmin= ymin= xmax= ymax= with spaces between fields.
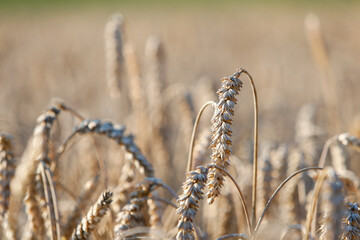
xmin=0 ymin=0 xmax=359 ymax=145
xmin=1 ymin=1 xmax=360 ymax=239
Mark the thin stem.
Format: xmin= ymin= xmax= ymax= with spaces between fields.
xmin=240 ymin=69 xmax=259 ymax=228
xmin=45 ymin=168 xmax=61 ymax=240
xmin=39 ymin=163 xmax=55 ymax=240
xmin=158 ymin=181 xmax=179 ymax=200
xmin=217 ymin=233 xmax=249 ymax=240
xmin=55 ymin=181 xmax=77 ymax=200
xmin=318 ymin=136 xmax=337 ymax=168
xmin=57 ymin=103 xmax=109 ymax=187
xmin=280 ymin=224 xmax=314 ymax=240
xmin=187 ymin=101 xmax=216 ymax=172
xmin=207 ymin=164 xmax=252 ymax=236
xmin=56 ymin=102 xmax=85 ymax=121
xmin=141 ymin=196 xmax=177 ymax=208
xmin=252 ymin=167 xmax=323 ymax=239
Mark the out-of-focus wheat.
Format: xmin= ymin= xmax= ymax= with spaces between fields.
xmin=342 ymin=203 xmax=360 ymax=240
xmin=177 ymin=166 xmax=208 ymax=240
xmin=64 ymin=119 xmax=154 ymax=178
xmin=319 ymin=168 xmax=345 ymax=240
xmin=105 ymin=14 xmax=124 ymax=99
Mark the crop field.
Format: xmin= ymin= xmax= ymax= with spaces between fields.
xmin=0 ymin=1 xmax=360 ymax=239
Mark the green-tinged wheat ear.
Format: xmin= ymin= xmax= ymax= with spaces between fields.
xmin=63 ymin=175 xmax=99 ymax=239
xmin=342 ymin=203 xmax=360 ymax=240
xmin=206 ymin=71 xmax=243 ymax=204
xmin=177 ymin=166 xmax=208 ymax=240
xmin=71 ymin=191 xmax=113 ymax=240
xmin=105 ymin=13 xmax=124 ymax=99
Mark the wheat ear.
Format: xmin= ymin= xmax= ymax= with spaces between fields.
xmin=13 ymin=106 xmax=61 ymax=239
xmin=177 ymin=166 xmax=208 ymax=240
xmin=114 ymin=178 xmax=169 ymax=238
xmin=0 ymin=133 xmax=16 ymax=219
xmin=342 ymin=203 xmax=360 ymax=240
xmin=105 ymin=14 xmax=124 ymax=99
xmin=63 ymin=175 xmax=99 ymax=239
xmin=206 ymin=71 xmax=243 ymax=204
xmin=71 ymin=191 xmax=113 ymax=240
xmin=304 ymin=13 xmax=342 ymax=133
xmin=61 ymin=119 xmax=154 ymax=178
xmin=144 ymin=36 xmax=166 ymax=129
xmin=319 ymin=168 xmax=346 ymax=240
xmin=257 ymin=143 xmax=275 ymax=218
xmin=338 ymin=133 xmax=360 ymax=151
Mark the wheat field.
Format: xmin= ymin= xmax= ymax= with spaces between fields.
xmin=0 ymin=2 xmax=360 ymax=239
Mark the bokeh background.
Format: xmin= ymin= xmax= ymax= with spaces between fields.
xmin=1 ymin=0 xmax=359 ymax=145
xmin=1 ymin=1 xmax=360 ymax=239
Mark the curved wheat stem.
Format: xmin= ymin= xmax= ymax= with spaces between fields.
xmin=253 ymin=167 xmax=323 ymax=239
xmin=207 ymin=164 xmax=251 ymax=236
xmin=187 ymin=101 xmax=216 ymax=172
xmin=239 ymin=69 xmax=259 ymax=228
xmin=216 ymin=233 xmax=249 ymax=240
